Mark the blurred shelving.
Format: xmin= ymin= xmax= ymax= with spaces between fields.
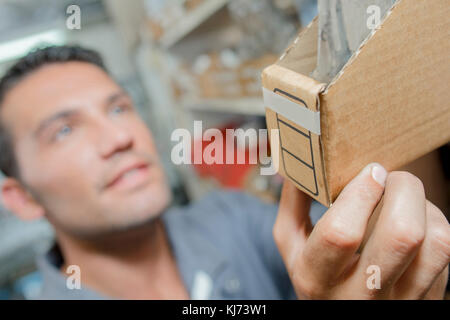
xmin=184 ymin=97 xmax=265 ymax=115
xmin=157 ymin=0 xmax=230 ymax=49
xmin=136 ymin=0 xmax=304 ymax=200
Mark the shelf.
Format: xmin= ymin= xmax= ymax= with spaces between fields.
xmin=158 ymin=0 xmax=229 ymax=49
xmin=183 ymin=97 xmax=266 ymax=116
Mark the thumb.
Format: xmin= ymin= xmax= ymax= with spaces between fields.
xmin=317 ymin=163 xmax=387 ymax=255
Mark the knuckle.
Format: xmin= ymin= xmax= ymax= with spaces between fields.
xmin=319 ymin=218 xmax=361 ymax=250
xmin=340 ymin=182 xmax=380 ymax=205
xmin=429 ymin=224 xmax=450 ymax=259
xmin=293 ymin=273 xmax=323 ymax=299
xmin=426 ymin=201 xmax=450 ymax=259
xmin=389 ymin=171 xmax=424 ymax=193
xmin=389 ymin=219 xmax=425 ymax=253
xmin=426 ymin=200 xmax=443 ymax=215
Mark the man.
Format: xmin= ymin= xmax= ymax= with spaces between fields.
xmin=0 ymin=46 xmax=448 ymax=300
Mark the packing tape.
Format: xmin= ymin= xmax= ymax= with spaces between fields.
xmin=262 ymin=87 xmax=321 ymax=135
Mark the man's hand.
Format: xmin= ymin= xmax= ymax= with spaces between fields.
xmin=275 ymin=163 xmax=450 ymax=299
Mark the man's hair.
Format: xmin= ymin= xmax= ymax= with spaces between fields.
xmin=0 ymin=45 xmax=107 ymax=179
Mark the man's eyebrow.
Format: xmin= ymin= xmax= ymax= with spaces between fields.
xmin=34 ymin=109 xmax=78 ymax=138
xmin=106 ymin=91 xmax=130 ymax=106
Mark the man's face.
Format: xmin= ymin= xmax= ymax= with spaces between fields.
xmin=1 ymin=62 xmax=171 ymax=237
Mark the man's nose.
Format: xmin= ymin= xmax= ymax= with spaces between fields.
xmin=97 ymin=119 xmax=134 ymax=159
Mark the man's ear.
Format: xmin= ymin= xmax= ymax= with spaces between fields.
xmin=1 ymin=177 xmax=45 ymax=220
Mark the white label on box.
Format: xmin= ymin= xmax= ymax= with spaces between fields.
xmin=263 ymin=88 xmax=321 ymax=135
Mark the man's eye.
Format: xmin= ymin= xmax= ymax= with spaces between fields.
xmin=111 ymin=105 xmax=128 ymax=115
xmin=54 ymin=125 xmax=73 ymax=140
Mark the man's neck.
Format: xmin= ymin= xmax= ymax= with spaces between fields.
xmin=56 ymin=219 xmax=189 ymax=299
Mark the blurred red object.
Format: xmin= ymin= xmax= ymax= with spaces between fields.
xmin=191 ymin=122 xmax=267 ymax=189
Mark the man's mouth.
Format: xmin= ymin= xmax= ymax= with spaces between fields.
xmin=104 ymin=161 xmax=151 ymax=192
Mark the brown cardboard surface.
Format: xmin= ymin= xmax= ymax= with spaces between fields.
xmin=262 ymin=0 xmax=450 ymax=206
xmin=321 ymin=0 xmax=450 ymax=201
xmin=263 ymin=65 xmax=329 ymax=205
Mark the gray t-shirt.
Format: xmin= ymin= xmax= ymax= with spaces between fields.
xmin=35 ymin=191 xmax=326 ymax=300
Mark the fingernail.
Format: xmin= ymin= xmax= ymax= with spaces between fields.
xmin=371 ymin=163 xmax=387 ymax=187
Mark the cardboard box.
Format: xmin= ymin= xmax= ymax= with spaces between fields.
xmin=262 ymin=0 xmax=450 ymax=206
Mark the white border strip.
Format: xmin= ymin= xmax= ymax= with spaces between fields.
xmin=263 ymin=88 xmax=321 ymax=135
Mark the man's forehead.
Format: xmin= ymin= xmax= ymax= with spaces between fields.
xmin=1 ymin=62 xmax=118 ymax=135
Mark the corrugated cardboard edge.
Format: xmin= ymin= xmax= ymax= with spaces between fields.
xmin=262 ymin=64 xmax=330 ymax=206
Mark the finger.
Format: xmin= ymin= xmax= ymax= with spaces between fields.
xmin=297 ymin=163 xmax=386 ymax=292
xmin=395 ymin=201 xmax=450 ymax=299
xmin=358 ymin=196 xmax=384 ymax=252
xmin=274 ymin=180 xmax=312 ymax=268
xmin=423 ymin=266 xmax=449 ymax=300
xmin=353 ymin=171 xmax=427 ymax=298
